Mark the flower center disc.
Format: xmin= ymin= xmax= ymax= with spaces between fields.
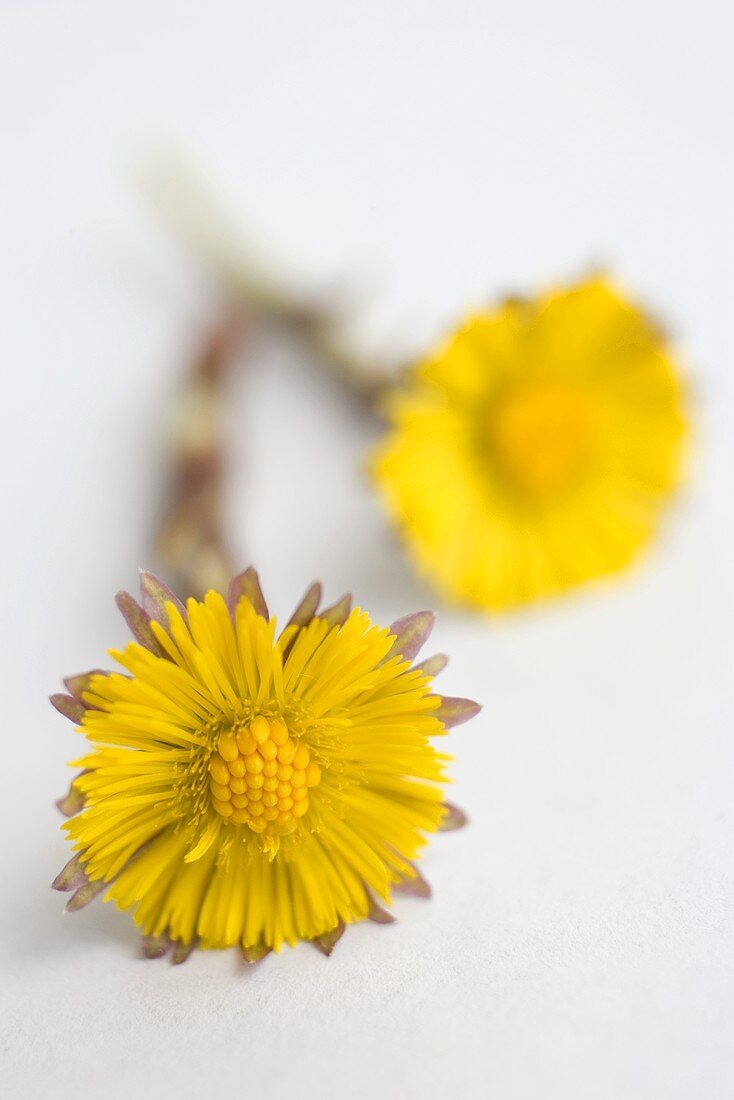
xmin=208 ymin=715 xmax=321 ymax=835
xmin=488 ymin=381 xmax=596 ymax=497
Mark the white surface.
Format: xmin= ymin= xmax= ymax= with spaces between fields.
xmin=1 ymin=2 xmax=732 ymax=1098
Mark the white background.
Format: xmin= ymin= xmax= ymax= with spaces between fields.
xmin=1 ymin=2 xmax=732 ymax=1098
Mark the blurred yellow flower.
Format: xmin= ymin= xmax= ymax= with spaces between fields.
xmin=372 ymin=278 xmax=687 ymax=610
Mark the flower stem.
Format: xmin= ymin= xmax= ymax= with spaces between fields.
xmin=156 ymin=314 xmax=246 ymax=599
xmin=141 ymin=153 xmax=396 ymax=412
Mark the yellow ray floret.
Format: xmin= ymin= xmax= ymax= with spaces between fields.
xmin=51 ymin=570 xmax=479 ymax=960
xmin=372 ymin=277 xmax=687 ymax=610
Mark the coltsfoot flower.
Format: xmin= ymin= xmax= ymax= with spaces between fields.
xmin=51 ymin=569 xmax=479 ymax=961
xmin=372 ymin=278 xmax=687 ymax=610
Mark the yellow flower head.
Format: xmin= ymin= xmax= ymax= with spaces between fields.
xmin=51 ymin=569 xmax=478 ymax=961
xmin=372 ymin=278 xmax=687 ymax=610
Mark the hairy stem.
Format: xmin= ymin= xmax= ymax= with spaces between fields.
xmin=156 ymin=315 xmax=246 ymax=598
xmin=141 ymin=153 xmax=397 ymax=412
